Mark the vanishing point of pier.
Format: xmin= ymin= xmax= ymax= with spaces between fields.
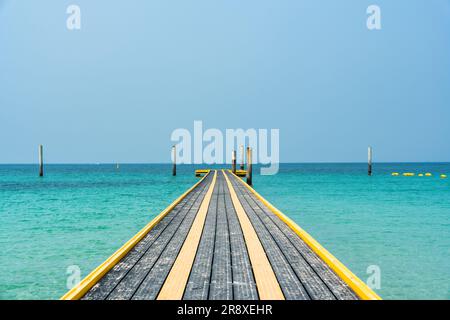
xmin=62 ymin=170 xmax=380 ymax=300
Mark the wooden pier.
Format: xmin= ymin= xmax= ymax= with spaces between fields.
xmin=62 ymin=170 xmax=380 ymax=300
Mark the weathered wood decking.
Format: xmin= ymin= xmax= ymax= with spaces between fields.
xmin=63 ymin=170 xmax=380 ymax=300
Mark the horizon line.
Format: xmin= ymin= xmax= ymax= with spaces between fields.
xmin=1 ymin=161 xmax=449 ymax=165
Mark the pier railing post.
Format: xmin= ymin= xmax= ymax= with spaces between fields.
xmin=232 ymin=150 xmax=237 ymax=174
xmin=246 ymin=147 xmax=252 ymax=186
xmin=172 ymin=145 xmax=176 ymax=176
xmin=368 ymin=146 xmax=372 ymax=176
xmin=240 ymin=144 xmax=244 ymax=170
xmin=39 ymin=144 xmax=44 ymax=177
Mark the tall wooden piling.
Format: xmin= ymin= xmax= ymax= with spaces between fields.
xmin=240 ymin=145 xmax=244 ymax=170
xmin=172 ymin=146 xmax=176 ymax=176
xmin=368 ymin=146 xmax=372 ymax=176
xmin=232 ymin=150 xmax=237 ymax=174
xmin=246 ymin=147 xmax=252 ymax=186
xmin=39 ymin=145 xmax=44 ymax=177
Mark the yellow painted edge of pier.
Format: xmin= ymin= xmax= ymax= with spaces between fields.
xmin=157 ymin=171 xmax=217 ymax=300
xmin=230 ymin=170 xmax=381 ymax=301
xmin=60 ymin=172 xmax=210 ymax=300
xmin=223 ymin=170 xmax=285 ymax=300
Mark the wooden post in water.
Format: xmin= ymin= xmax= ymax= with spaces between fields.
xmin=232 ymin=150 xmax=237 ymax=174
xmin=38 ymin=144 xmax=44 ymax=177
xmin=172 ymin=145 xmax=176 ymax=176
xmin=368 ymin=146 xmax=373 ymax=176
xmin=246 ymin=147 xmax=252 ymax=186
xmin=240 ymin=144 xmax=244 ymax=170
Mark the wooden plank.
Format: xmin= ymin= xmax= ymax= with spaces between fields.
xmin=105 ymin=174 xmax=213 ymax=300
xmin=209 ymin=174 xmax=233 ymax=300
xmin=183 ymin=173 xmax=219 ymax=300
xmin=225 ymin=171 xmax=309 ymax=300
xmin=222 ymin=170 xmax=285 ymax=300
xmin=84 ymin=176 xmax=210 ymax=299
xmin=156 ymin=171 xmax=218 ymax=300
xmin=231 ymin=177 xmax=337 ymax=300
xmin=223 ymin=175 xmax=258 ymax=300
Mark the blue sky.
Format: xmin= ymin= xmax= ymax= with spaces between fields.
xmin=1 ymin=1 xmax=449 ymax=163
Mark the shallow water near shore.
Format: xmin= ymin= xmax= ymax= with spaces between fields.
xmin=0 ymin=163 xmax=449 ymax=299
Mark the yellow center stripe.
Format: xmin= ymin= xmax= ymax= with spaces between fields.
xmin=222 ymin=170 xmax=284 ymax=300
xmin=157 ymin=170 xmax=218 ymax=300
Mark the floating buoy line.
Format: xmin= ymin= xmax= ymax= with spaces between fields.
xmin=391 ymin=172 xmax=447 ymax=178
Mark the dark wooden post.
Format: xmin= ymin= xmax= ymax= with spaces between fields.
xmin=240 ymin=144 xmax=244 ymax=170
xmin=232 ymin=150 xmax=237 ymax=174
xmin=172 ymin=145 xmax=176 ymax=176
xmin=39 ymin=145 xmax=44 ymax=177
xmin=246 ymin=147 xmax=252 ymax=186
xmin=368 ymin=146 xmax=372 ymax=176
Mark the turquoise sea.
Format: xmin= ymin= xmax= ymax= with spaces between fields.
xmin=0 ymin=163 xmax=449 ymax=300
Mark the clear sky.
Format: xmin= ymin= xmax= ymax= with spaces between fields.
xmin=1 ymin=0 xmax=449 ymax=163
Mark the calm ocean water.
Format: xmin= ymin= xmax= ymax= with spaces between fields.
xmin=0 ymin=163 xmax=449 ymax=300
